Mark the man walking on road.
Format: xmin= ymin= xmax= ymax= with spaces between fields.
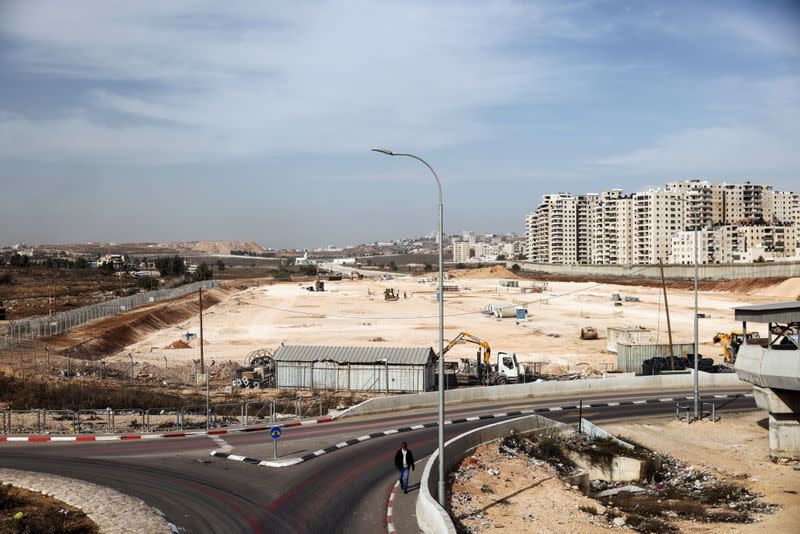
xmin=394 ymin=442 xmax=415 ymax=494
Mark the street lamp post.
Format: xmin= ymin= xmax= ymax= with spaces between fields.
xmin=372 ymin=148 xmax=446 ymax=506
xmin=680 ymin=197 xmax=701 ymax=420
xmin=693 ymin=224 xmax=700 ymax=420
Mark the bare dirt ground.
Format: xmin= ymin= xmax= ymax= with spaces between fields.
xmin=450 ymin=411 xmax=798 ymax=534
xmin=450 ymin=442 xmax=615 ymax=533
xmin=112 ymin=273 xmax=798 ymax=372
xmin=43 ymin=287 xmax=232 ymax=356
xmin=604 ymin=411 xmax=799 ymax=533
xmin=0 ymin=267 xmax=140 ymax=318
xmin=0 ymin=482 xmax=97 ymax=534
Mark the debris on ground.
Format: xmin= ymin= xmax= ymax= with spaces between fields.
xmin=164 ymin=339 xmax=191 ymax=349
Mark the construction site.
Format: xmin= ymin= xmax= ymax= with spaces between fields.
xmin=3 ymin=265 xmax=799 ymax=395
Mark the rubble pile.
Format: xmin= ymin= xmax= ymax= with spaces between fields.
xmin=501 ymin=429 xmax=778 ymax=531
xmin=498 ymin=430 xmax=576 ymax=473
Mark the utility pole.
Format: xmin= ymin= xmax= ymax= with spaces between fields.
xmin=659 ymin=260 xmax=675 ymax=370
xmin=199 ymin=288 xmax=205 ymax=375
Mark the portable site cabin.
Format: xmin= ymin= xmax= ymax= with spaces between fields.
xmin=272 ymin=344 xmax=435 ymax=393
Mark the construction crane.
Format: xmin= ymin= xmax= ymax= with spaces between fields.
xmin=442 ymin=331 xmax=524 ymax=385
xmin=443 ymin=331 xmax=492 ymax=363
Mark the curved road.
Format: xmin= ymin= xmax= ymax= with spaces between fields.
xmin=0 ymin=389 xmax=755 ymax=533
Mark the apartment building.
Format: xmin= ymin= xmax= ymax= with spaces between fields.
xmin=526 ymin=180 xmax=798 ymax=265
xmin=669 ymin=230 xmax=717 ymax=264
xmin=768 ymin=191 xmax=800 ymax=225
xmin=452 ymin=241 xmax=471 ymax=263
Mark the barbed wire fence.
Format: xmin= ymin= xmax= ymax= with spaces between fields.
xmin=0 ymin=280 xmax=219 ymax=348
xmin=0 ymin=396 xmax=325 ymax=435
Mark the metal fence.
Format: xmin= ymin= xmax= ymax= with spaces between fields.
xmin=0 ymin=280 xmax=219 ymax=348
xmin=1 ymin=397 xmax=323 ymax=435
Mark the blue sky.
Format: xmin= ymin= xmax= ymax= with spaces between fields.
xmin=1 ymin=0 xmax=798 ymax=247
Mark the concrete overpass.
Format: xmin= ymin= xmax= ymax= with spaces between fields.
xmin=734 ymin=301 xmax=800 ymax=458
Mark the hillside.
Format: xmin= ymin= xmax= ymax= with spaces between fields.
xmin=172 ymin=241 xmax=267 ymax=255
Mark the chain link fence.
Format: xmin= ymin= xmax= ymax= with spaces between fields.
xmin=1 ymin=397 xmax=323 ymax=435
xmin=0 ymin=280 xmax=219 ymax=348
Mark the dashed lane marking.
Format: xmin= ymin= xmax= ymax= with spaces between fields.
xmin=209 ymin=393 xmax=750 ymax=469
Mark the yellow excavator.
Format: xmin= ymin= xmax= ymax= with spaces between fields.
xmin=713 ymin=331 xmax=760 ymax=364
xmin=442 ymin=331 xmax=523 ymax=385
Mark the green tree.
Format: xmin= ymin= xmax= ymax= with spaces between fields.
xmin=424 ymin=263 xmax=432 ymax=271
xmin=496 ymin=254 xmax=506 ymax=261
xmin=136 ymin=276 xmax=159 ymax=290
xmin=511 ymin=264 xmax=521 ymax=273
xmin=0 ymin=273 xmax=12 ymax=285
xmin=216 ymin=259 xmax=226 ymax=271
xmin=299 ymin=264 xmax=318 ymax=276
xmin=155 ymin=255 xmax=187 ymax=276
xmin=75 ymin=257 xmax=89 ymax=269
xmin=192 ymin=262 xmax=213 ymax=281
xmin=10 ymin=253 xmax=29 ymax=267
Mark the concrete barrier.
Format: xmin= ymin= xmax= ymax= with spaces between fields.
xmin=416 ymin=414 xmax=565 ymax=534
xmin=508 ymin=261 xmax=800 ymax=281
xmin=338 ymin=373 xmax=747 ymax=418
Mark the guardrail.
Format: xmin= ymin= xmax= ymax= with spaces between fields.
xmin=0 ymin=280 xmax=219 ymax=347
xmin=338 ymin=372 xmax=748 ymax=419
xmin=416 ymin=414 xmax=566 ymax=534
xmin=0 ymin=397 xmax=323 ymax=435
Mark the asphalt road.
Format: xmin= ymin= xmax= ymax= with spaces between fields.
xmin=0 ymin=389 xmax=756 ymax=533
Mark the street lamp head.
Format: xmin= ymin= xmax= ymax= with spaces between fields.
xmin=371 ymin=148 xmax=395 ymax=156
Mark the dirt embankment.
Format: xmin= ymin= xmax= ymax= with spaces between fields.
xmin=515 ymin=270 xmax=795 ymax=294
xmin=448 ymin=266 xmax=520 ymax=280
xmin=43 ymin=287 xmax=232 ymax=357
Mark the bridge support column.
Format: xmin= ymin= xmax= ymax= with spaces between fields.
xmin=769 ymin=413 xmax=800 ymax=458
xmin=753 ymin=385 xmax=800 ymax=459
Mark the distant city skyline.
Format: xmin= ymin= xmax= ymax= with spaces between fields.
xmin=1 ymin=1 xmax=798 ymax=248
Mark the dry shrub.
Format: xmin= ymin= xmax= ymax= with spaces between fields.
xmin=0 ymin=372 xmax=202 ymax=410
xmin=626 ymin=514 xmax=675 ymax=534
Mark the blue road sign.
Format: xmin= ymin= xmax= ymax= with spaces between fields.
xmin=270 ymin=426 xmax=282 ymax=440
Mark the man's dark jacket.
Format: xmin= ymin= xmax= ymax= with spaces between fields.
xmin=394 ymin=448 xmax=415 ymax=470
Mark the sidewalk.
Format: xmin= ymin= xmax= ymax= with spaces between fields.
xmin=389 ymin=458 xmax=427 ymax=533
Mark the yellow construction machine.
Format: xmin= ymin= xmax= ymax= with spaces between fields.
xmin=442 ymin=331 xmax=524 ymax=385
xmin=713 ymin=331 xmax=760 ymax=364
xmin=384 ymin=288 xmax=399 ymax=301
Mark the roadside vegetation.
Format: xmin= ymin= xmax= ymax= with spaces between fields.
xmin=0 ymin=372 xmax=203 ymax=411
xmin=0 ymin=484 xmax=96 ymax=534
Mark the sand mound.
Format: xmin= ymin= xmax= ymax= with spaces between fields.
xmin=165 ymin=339 xmax=191 ymax=349
xmin=447 ymin=266 xmax=519 ymax=280
xmin=755 ymin=277 xmax=800 ymax=298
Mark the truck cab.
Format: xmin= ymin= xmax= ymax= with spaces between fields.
xmin=496 ymin=351 xmax=522 ymax=383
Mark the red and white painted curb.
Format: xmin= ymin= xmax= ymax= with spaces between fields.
xmin=387 ymin=481 xmax=399 ymax=534
xmin=0 ymin=416 xmax=335 ymax=443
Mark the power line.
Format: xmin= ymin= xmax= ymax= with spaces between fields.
xmin=244 ymin=265 xmax=655 ymax=321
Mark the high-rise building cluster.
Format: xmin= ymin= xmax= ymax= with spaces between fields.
xmin=525 ymin=180 xmax=799 ymax=265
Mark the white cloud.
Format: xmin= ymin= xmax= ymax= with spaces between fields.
xmin=0 ymin=1 xmax=564 ymax=163
xmin=595 ymin=125 xmax=800 ymax=182
xmin=594 ymin=74 xmax=800 ymax=184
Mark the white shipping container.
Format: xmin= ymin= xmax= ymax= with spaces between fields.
xmin=607 ymin=326 xmax=652 ymax=353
